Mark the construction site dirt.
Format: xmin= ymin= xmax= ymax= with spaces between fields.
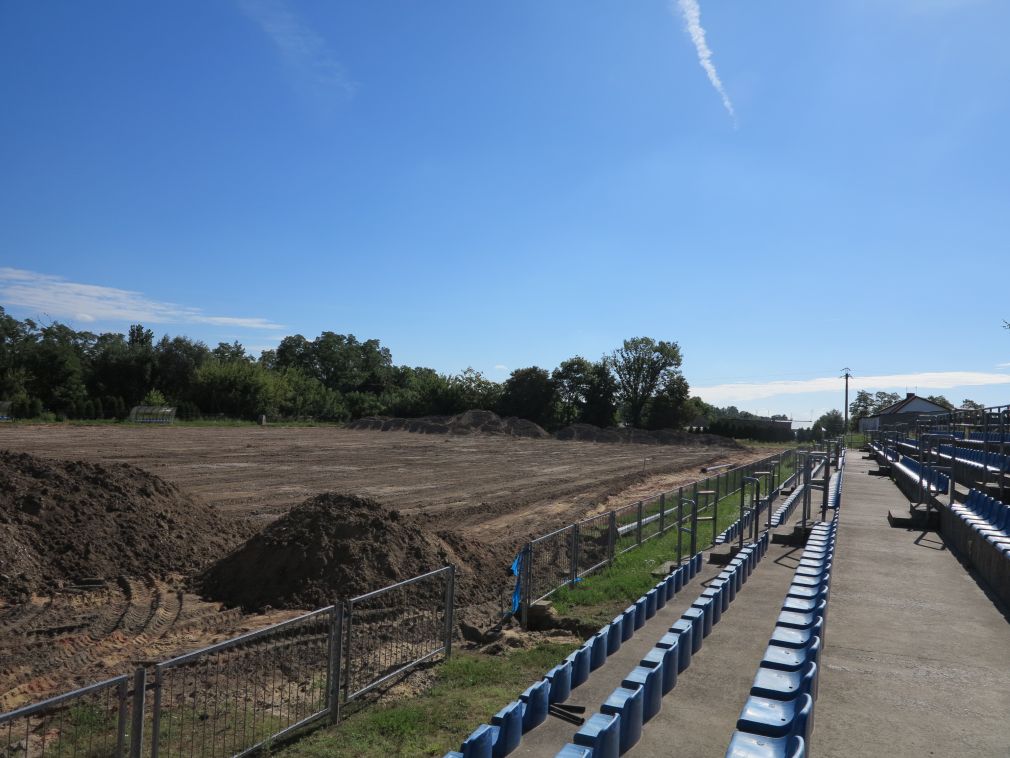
xmin=0 ymin=423 xmax=773 ymax=707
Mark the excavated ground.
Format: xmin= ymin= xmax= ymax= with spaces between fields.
xmin=0 ymin=423 xmax=772 ymax=704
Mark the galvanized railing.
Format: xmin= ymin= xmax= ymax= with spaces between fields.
xmin=2 ymin=565 xmax=455 ymax=758
xmin=0 ymin=674 xmax=137 ymax=757
xmin=517 ymin=449 xmax=798 ymax=625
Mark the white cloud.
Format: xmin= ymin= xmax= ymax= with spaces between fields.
xmin=0 ymin=268 xmax=283 ymax=330
xmin=238 ymin=0 xmax=356 ymax=99
xmin=693 ymin=371 xmax=1010 ymax=404
xmin=998 ymin=362 xmax=1010 ymax=368
xmin=493 ymin=364 xmax=509 ymax=373
xmin=673 ymin=0 xmax=736 ymax=121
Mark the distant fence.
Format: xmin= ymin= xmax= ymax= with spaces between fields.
xmin=128 ymin=406 xmax=176 ymax=424
xmin=515 ymin=449 xmax=799 ymax=625
xmin=1 ymin=567 xmax=455 ymax=757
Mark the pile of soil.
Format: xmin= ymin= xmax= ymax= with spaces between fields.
xmin=349 ymin=409 xmax=550 ymax=439
xmin=555 ymin=424 xmax=743 ymax=448
xmin=0 ymin=450 xmax=244 ymax=601
xmin=197 ymin=493 xmax=468 ymax=611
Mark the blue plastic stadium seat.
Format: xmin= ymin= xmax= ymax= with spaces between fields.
xmin=623 ymin=664 xmax=662 ymax=722
xmin=589 ymin=631 xmax=608 ymax=670
xmin=573 ymin=712 xmax=620 ymax=758
xmin=669 ymin=619 xmax=694 ymax=672
xmin=770 ymin=618 xmax=822 ymax=650
xmin=736 ymin=693 xmax=813 ymax=741
xmin=653 ymin=580 xmax=668 ymax=609
xmin=519 ymin=679 xmax=549 ymax=732
xmin=776 ymin=610 xmax=821 ymax=631
xmin=460 ymin=723 xmax=496 ymax=758
xmin=673 ymin=566 xmax=684 ymax=593
xmin=692 ymin=596 xmax=716 ymax=634
xmin=725 ymin=732 xmax=805 ymax=758
xmin=608 ymin=617 xmax=623 ymax=655
xmin=567 ymin=646 xmax=591 ymax=689
xmin=546 ymin=661 xmax=572 ymax=704
xmin=641 ymin=644 xmax=677 ymax=695
xmin=761 ymin=637 xmax=820 ymax=673
xmin=682 ymin=607 xmax=706 ymax=651
xmin=555 ymin=745 xmax=594 ymax=758
xmin=701 ymin=586 xmax=725 ymax=622
xmin=622 ymin=606 xmax=637 ymax=640
xmin=646 ymin=587 xmax=659 ymax=618
xmin=601 ymin=685 xmax=644 ymax=753
xmin=490 ymin=701 xmax=523 ymax=757
xmin=750 ymin=662 xmax=817 ymax=702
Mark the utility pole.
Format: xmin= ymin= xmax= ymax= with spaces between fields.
xmin=841 ymin=368 xmax=852 ymax=447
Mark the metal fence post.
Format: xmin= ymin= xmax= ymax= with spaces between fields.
xmin=636 ymin=501 xmax=643 ymax=545
xmin=569 ymin=525 xmax=579 ymax=587
xmin=115 ymin=676 xmax=129 ymax=758
xmin=690 ymin=499 xmax=698 ymax=556
xmin=659 ymin=493 xmax=666 ymax=534
xmin=150 ymin=668 xmax=162 ymax=758
xmin=328 ymin=604 xmax=344 ymax=724
xmin=443 ymin=565 xmax=456 ymax=659
xmin=677 ymin=489 xmax=685 ymax=563
xmin=520 ymin=543 xmax=533 ymax=628
xmin=128 ymin=668 xmax=145 ymax=758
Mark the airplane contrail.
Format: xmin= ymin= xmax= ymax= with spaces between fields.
xmin=674 ymin=0 xmax=736 ymax=121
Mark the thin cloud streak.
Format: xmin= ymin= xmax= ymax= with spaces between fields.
xmin=693 ymin=371 xmax=1010 ymax=404
xmin=0 ymin=268 xmax=283 ymax=330
xmin=674 ymin=0 xmax=736 ymax=121
xmin=238 ymin=0 xmax=356 ymax=98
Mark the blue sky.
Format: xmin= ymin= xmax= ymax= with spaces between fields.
xmin=2 ymin=0 xmax=1009 ymax=421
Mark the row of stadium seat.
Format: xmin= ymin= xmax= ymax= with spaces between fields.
xmin=893 ymin=455 xmax=949 ymax=495
xmin=725 ymin=515 xmax=838 ymax=757
xmin=950 ymin=489 xmax=1010 ymax=558
xmin=558 ymin=534 xmax=771 ymax=758
xmin=443 ymin=554 xmax=705 ymax=758
xmin=937 ymin=445 xmax=1009 ymax=474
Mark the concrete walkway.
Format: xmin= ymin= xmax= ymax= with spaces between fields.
xmin=813 ymin=452 xmax=1010 ymax=757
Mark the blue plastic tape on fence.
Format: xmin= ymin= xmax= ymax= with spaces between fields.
xmin=510 ymin=551 xmax=524 ymax=615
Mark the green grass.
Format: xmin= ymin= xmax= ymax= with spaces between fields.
xmin=549 ymin=456 xmax=795 ymax=628
xmin=274 ymin=644 xmax=579 ymax=757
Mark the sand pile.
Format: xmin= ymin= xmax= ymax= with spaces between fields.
xmin=197 ymin=493 xmax=463 ymax=611
xmin=348 ymin=410 xmax=551 ymax=439
xmin=0 ymin=450 xmax=243 ymax=601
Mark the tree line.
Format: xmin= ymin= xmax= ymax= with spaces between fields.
xmin=847 ymin=390 xmax=985 ymax=431
xmin=0 ymin=308 xmax=727 ymax=430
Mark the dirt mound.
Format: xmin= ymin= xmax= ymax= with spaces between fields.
xmin=554 ymin=424 xmax=743 ymax=448
xmin=197 ymin=493 xmax=464 ymax=611
xmin=348 ymin=410 xmax=551 ymax=439
xmin=0 ymin=450 xmax=243 ymax=601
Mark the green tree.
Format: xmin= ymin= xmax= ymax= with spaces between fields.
xmin=497 ymin=367 xmax=557 ymax=428
xmin=815 ymin=409 xmax=846 ymax=437
xmin=960 ymin=399 xmax=985 ymax=410
xmin=925 ymin=395 xmax=954 ymax=411
xmin=155 ymin=335 xmax=209 ymax=401
xmin=610 ymin=337 xmax=684 ymax=428
xmin=644 ymin=373 xmax=691 ymax=430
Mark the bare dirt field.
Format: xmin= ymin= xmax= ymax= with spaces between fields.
xmin=0 ymin=423 xmax=772 ymax=706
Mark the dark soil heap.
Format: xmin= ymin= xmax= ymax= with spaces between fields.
xmin=0 ymin=450 xmax=243 ymax=601
xmin=349 ymin=409 xmax=551 ymax=439
xmin=554 ymin=423 xmax=743 ymax=448
xmin=197 ymin=493 xmax=456 ymax=611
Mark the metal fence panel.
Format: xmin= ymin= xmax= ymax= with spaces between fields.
xmin=575 ymin=512 xmax=613 ymax=578
xmin=151 ymin=606 xmax=334 ymax=758
xmin=345 ymin=566 xmax=454 ymax=701
xmin=0 ymin=675 xmax=130 ymax=757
